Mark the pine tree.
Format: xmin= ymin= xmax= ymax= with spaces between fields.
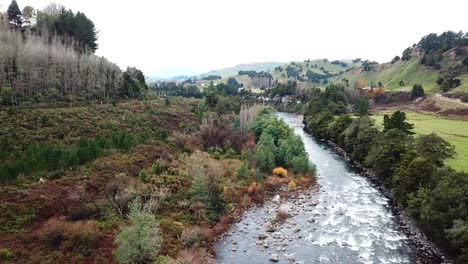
xmin=383 ymin=110 xmax=415 ymax=135
xmin=7 ymin=0 xmax=22 ymax=25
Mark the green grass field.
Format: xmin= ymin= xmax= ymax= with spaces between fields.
xmin=372 ymin=111 xmax=468 ymax=172
xmin=335 ymin=58 xmax=440 ymax=93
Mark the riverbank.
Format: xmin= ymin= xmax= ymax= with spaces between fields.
xmin=323 ymin=136 xmax=450 ymax=263
xmin=216 ymin=113 xmax=442 ymax=263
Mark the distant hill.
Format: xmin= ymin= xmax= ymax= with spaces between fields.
xmin=271 ymin=59 xmax=363 ymax=86
xmin=200 ymin=62 xmax=285 ymax=78
xmin=333 ymin=32 xmax=468 ymax=95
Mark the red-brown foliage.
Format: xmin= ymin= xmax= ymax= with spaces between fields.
xmin=200 ymin=121 xmax=242 ymax=152
xmin=264 ymin=176 xmax=289 ymax=192
xmin=207 ymin=215 xmax=236 ymax=240
xmin=171 ymin=248 xmax=216 ymax=264
xmin=276 ymin=210 xmax=289 ymax=223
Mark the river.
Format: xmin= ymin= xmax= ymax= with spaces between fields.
xmin=215 ymin=112 xmax=442 ymax=264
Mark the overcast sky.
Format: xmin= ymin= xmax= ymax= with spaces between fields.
xmin=2 ymin=0 xmax=468 ymax=77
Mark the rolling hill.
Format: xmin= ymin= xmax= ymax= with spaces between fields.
xmin=200 ymin=62 xmax=285 ymax=78
xmin=333 ymin=43 xmax=468 ymax=95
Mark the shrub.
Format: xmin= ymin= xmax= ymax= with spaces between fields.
xmin=172 ymin=248 xmax=215 ymax=264
xmin=115 ymin=200 xmax=161 ymax=264
xmin=165 ymin=98 xmax=171 ymax=107
xmin=186 ymin=152 xmax=226 ymax=224
xmin=138 ymin=169 xmax=150 ymax=182
xmin=155 ymin=130 xmax=168 ymax=141
xmin=288 ymin=180 xmax=297 ymax=192
xmin=152 ymin=160 xmax=167 ymax=174
xmin=291 ymin=155 xmax=315 ymax=175
xmin=179 ymin=226 xmax=204 ymax=247
xmin=276 ymin=134 xmax=306 ymax=168
xmin=62 ymin=220 xmax=99 ymax=254
xmin=254 ymin=133 xmax=276 ymax=172
xmin=273 ymin=167 xmax=288 ymax=178
xmin=411 ymin=84 xmax=425 ymax=98
xmin=253 ymin=169 xmax=265 ymax=183
xmin=248 ymin=182 xmax=258 ymax=194
xmin=40 ymin=219 xmax=99 ymax=254
xmin=275 ymin=210 xmax=289 ymax=223
xmin=200 ymin=120 xmax=242 ymax=153
xmin=235 ymin=163 xmax=249 ymax=181
xmin=0 ymin=248 xmax=13 ymax=260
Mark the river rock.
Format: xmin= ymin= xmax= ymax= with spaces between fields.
xmin=258 ymin=234 xmax=268 ymax=240
xmin=284 ymin=254 xmax=295 ymax=262
xmin=269 ymin=254 xmax=280 ymax=262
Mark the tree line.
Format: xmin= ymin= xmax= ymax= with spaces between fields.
xmin=0 ymin=2 xmax=148 ymax=105
xmin=303 ymin=84 xmax=468 ymax=261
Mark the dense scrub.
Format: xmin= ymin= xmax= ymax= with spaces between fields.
xmin=0 ymin=99 xmax=317 ymax=263
xmin=303 ymin=85 xmax=468 ymax=262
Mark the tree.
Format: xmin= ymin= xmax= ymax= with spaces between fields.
xmin=254 ymin=133 xmax=277 ymax=172
xmin=393 ymin=155 xmax=436 ymax=205
xmin=276 ymin=134 xmax=306 ymax=168
xmin=411 ymin=84 xmax=425 ymax=98
xmin=328 ymin=115 xmax=353 ymax=143
xmin=356 ymin=96 xmax=369 ymax=116
xmin=115 ymin=200 xmax=161 ymax=264
xmin=402 ymin=47 xmax=412 ymax=61
xmin=226 ymin=77 xmax=241 ymax=89
xmin=7 ymin=0 xmax=22 ymax=25
xmin=364 ymin=129 xmax=411 ymax=180
xmin=120 ymin=67 xmax=148 ymax=98
xmin=414 ymin=133 xmax=455 ymax=166
xmin=22 ymin=6 xmax=36 ymax=27
xmin=383 ymin=111 xmax=414 ymax=135
xmin=342 ymin=117 xmax=379 ymax=163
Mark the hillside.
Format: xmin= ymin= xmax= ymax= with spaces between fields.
xmin=333 ymin=36 xmax=468 ymax=95
xmin=197 ymin=59 xmax=363 ymax=91
xmin=200 ymin=62 xmax=285 ymax=79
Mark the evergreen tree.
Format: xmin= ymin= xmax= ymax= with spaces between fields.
xmin=411 ymin=84 xmax=425 ymax=98
xmin=383 ymin=111 xmax=415 ymax=135
xmin=356 ymin=96 xmax=369 ymax=116
xmin=7 ymin=0 xmax=22 ymax=25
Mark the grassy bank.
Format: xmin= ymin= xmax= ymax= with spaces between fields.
xmin=372 ymin=111 xmax=468 ymax=171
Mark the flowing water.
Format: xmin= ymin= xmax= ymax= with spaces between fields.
xmin=215 ymin=113 xmax=423 ymax=264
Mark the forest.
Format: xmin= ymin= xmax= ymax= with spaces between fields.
xmin=0 ymin=1 xmax=147 ymax=105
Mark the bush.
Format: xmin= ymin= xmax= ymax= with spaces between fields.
xmin=62 ymin=220 xmax=99 ymax=254
xmin=253 ymin=169 xmax=264 ymax=183
xmin=139 ymin=169 xmax=150 ymax=182
xmin=172 ymin=249 xmax=215 ymax=264
xmin=254 ymin=133 xmax=276 ymax=172
xmin=152 ymin=160 xmax=167 ymax=175
xmin=115 ymin=200 xmax=161 ymax=264
xmin=273 ymin=167 xmax=288 ymax=178
xmin=40 ymin=219 xmax=99 ymax=254
xmin=155 ymin=130 xmax=168 ymax=141
xmin=411 ymin=84 xmax=425 ymax=98
xmin=186 ymin=152 xmax=226 ymax=224
xmin=0 ymin=248 xmax=13 ymax=260
xmin=288 ymin=180 xmax=297 ymax=192
xmin=276 ymin=134 xmax=306 ymax=168
xmin=291 ymin=155 xmax=315 ymax=175
xmin=235 ymin=163 xmax=249 ymax=181
xmin=275 ymin=210 xmax=289 ymax=223
xmin=179 ymin=226 xmax=204 ymax=247
xmin=200 ymin=120 xmax=242 ymax=153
